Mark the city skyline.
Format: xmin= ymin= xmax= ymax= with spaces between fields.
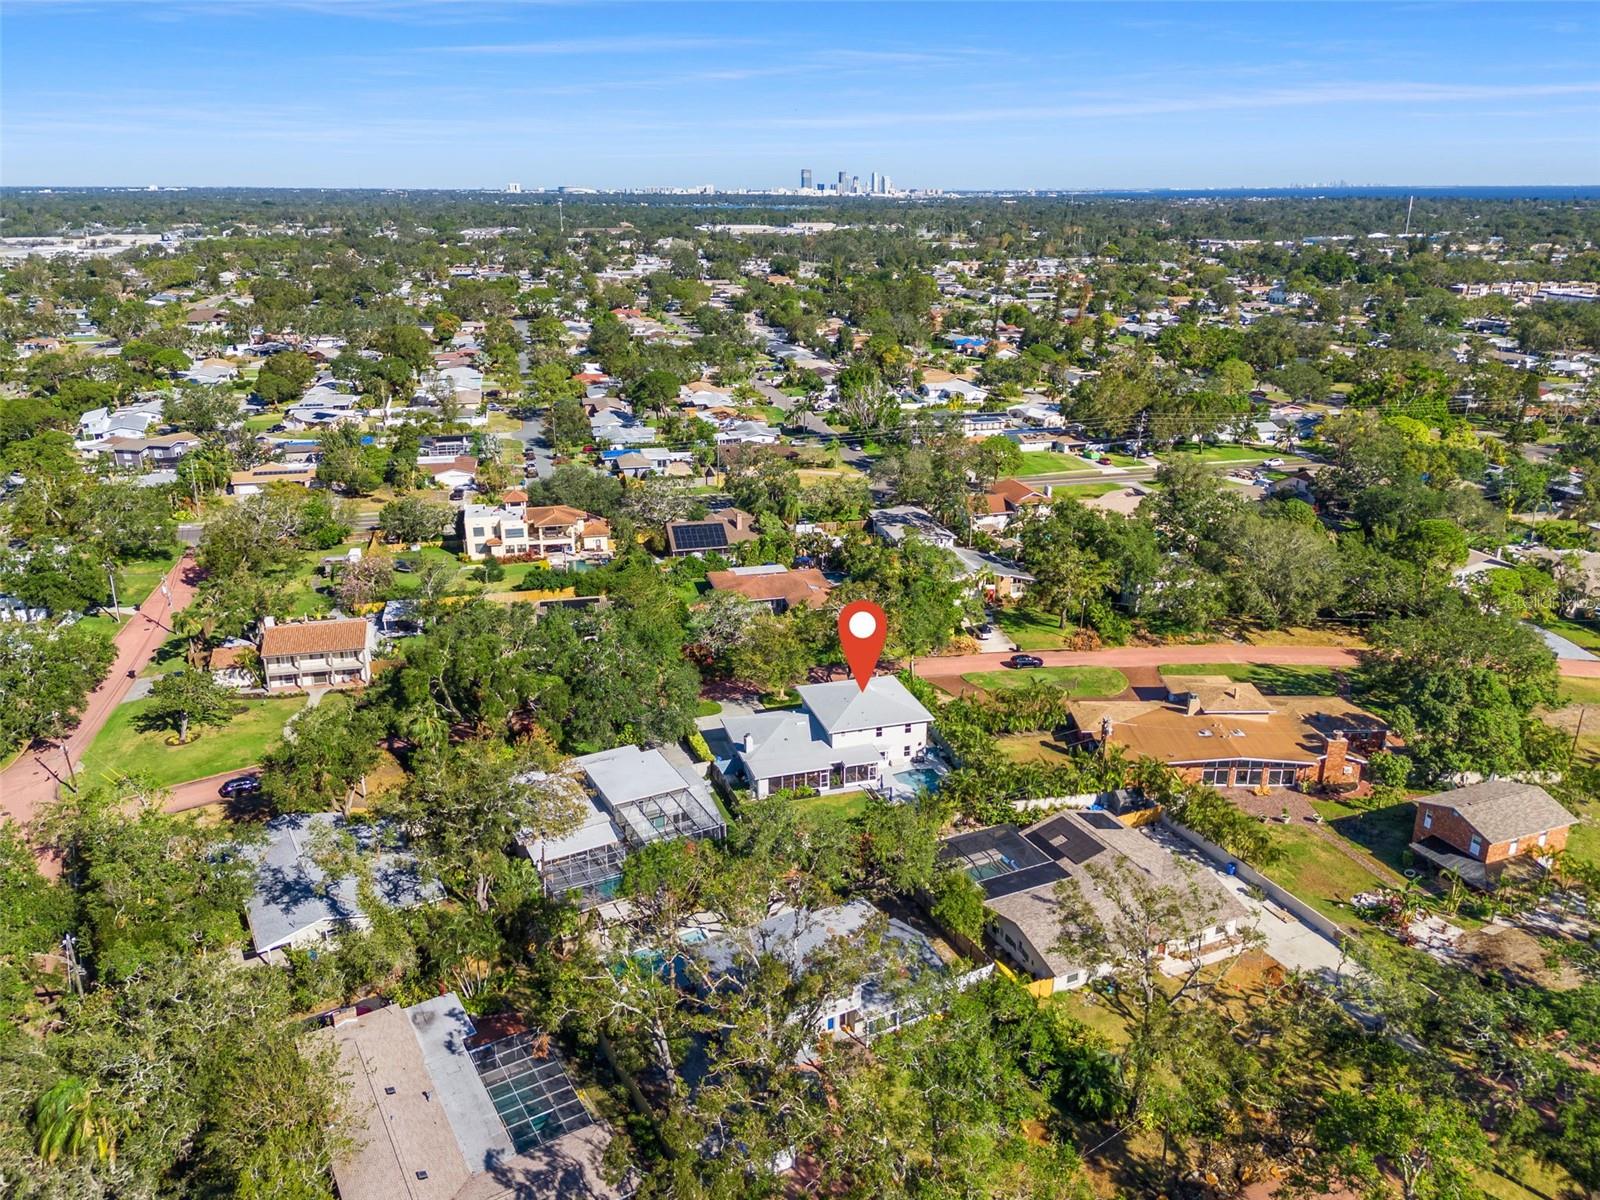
xmin=1 ymin=2 xmax=1597 ymax=189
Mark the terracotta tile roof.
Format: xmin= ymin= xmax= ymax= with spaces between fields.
xmin=524 ymin=504 xmax=588 ymax=526
xmin=261 ymin=618 xmax=370 ymax=658
xmin=581 ymin=517 xmax=611 ymax=537
xmin=421 ymin=455 xmax=477 ymax=477
xmin=991 ymin=478 xmax=1047 ymax=506
xmin=705 ymin=566 xmax=833 ymax=609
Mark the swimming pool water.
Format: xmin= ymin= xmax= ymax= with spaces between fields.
xmin=892 ymin=767 xmax=944 ymax=794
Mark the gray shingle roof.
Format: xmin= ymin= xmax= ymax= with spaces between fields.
xmin=1418 ymin=781 xmax=1577 ymax=845
xmin=797 ymin=675 xmax=934 ymax=735
xmin=245 ymin=813 xmax=440 ymax=954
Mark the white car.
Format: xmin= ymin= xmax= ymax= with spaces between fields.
xmin=1263 ymin=457 xmax=1286 ymax=467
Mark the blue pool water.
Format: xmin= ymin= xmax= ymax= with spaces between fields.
xmin=892 ymin=767 xmax=944 ymax=795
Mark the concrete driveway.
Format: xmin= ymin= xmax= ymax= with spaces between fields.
xmin=1140 ymin=823 xmax=1354 ymax=986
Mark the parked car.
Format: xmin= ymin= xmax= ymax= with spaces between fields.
xmin=1004 ymin=653 xmax=1044 ymax=669
xmin=1263 ymin=457 xmax=1286 ymax=467
xmin=393 ymin=557 xmax=417 ymax=573
xmin=975 ymin=623 xmax=995 ymax=637
xmin=219 ymin=774 xmax=262 ymax=798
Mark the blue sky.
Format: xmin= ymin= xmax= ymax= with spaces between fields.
xmin=2 ymin=1 xmax=1597 ymax=189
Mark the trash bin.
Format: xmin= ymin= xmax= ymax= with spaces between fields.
xmin=1226 ymin=861 xmax=1238 ymax=876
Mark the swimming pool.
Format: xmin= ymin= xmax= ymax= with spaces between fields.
xmin=891 ymin=767 xmax=944 ymax=795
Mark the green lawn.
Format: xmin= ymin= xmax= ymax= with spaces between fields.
xmin=1157 ymin=661 xmax=1342 ymax=696
xmin=996 ymin=608 xmax=1076 ymax=651
xmin=695 ymin=699 xmax=723 ymax=717
xmin=1557 ymin=676 xmax=1600 ymax=706
xmin=1053 ymin=481 xmax=1128 ymax=500
xmin=963 ymin=666 xmax=1129 ymax=698
xmin=1258 ymin=823 xmax=1394 ymax=931
xmin=1316 ymin=798 xmax=1415 ymax=877
xmin=793 ymin=790 xmax=871 ymax=822
xmin=1566 ymin=819 xmax=1600 ymax=871
xmin=116 ymin=550 xmax=181 ymax=607
xmin=79 ymin=696 xmax=307 ymax=790
xmin=1007 ymin=452 xmax=1098 ymax=478
xmin=1538 ymin=616 xmax=1600 ymax=651
xmin=1158 ymin=445 xmax=1276 ymax=464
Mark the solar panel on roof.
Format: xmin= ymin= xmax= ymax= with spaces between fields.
xmin=671 ymin=522 xmax=730 ymax=551
xmin=982 ymin=860 xmax=1067 ymax=899
xmin=1081 ymin=811 xmax=1122 ymax=831
xmin=1026 ymin=816 xmax=1106 ymax=865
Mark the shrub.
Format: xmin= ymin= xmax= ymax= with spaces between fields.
xmin=687 ymin=730 xmax=712 ymax=763
xmin=1087 ymin=600 xmax=1132 ymax=647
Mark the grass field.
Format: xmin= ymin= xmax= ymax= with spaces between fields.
xmin=793 ymin=790 xmax=871 ymax=822
xmin=1158 ymin=445 xmax=1278 ymax=464
xmin=1538 ymin=616 xmax=1600 ymax=651
xmin=1316 ymin=798 xmax=1414 ymax=877
xmin=1157 ymin=661 xmax=1342 ymax=696
xmin=1566 ymin=819 xmax=1600 ymax=871
xmin=995 ymin=732 xmax=1077 ymax=766
xmin=1258 ymin=823 xmax=1393 ymax=930
xmin=116 ymin=550 xmax=181 ymax=607
xmin=694 ymin=699 xmax=723 ymax=717
xmin=1052 ymin=481 xmax=1128 ymax=500
xmin=996 ymin=608 xmax=1076 ymax=651
xmin=1557 ymin=676 xmax=1600 ymax=706
xmin=79 ymin=696 xmax=306 ymax=790
xmin=1006 ymin=453 xmax=1099 ymax=478
xmin=963 ymin=666 xmax=1129 ymax=698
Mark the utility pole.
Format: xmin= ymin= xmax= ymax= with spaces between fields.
xmin=1403 ymin=194 xmax=1414 ymax=238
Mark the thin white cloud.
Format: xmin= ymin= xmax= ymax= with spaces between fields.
xmin=431 ymin=34 xmax=762 ymax=55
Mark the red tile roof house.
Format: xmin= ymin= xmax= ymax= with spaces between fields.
xmin=259 ymin=616 xmax=374 ymax=692
xmin=1409 ymin=781 xmax=1578 ymax=889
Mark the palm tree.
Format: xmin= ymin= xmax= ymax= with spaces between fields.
xmin=34 ymin=1077 xmax=116 ymax=1167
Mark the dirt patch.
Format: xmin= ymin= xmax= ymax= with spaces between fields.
xmin=1455 ymin=923 xmax=1587 ymax=992
xmin=1239 ymin=625 xmax=1369 ymax=649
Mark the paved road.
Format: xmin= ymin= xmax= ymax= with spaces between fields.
xmin=163 ymin=767 xmax=261 ymax=813
xmin=916 ymin=643 xmax=1365 ymax=679
xmin=1 ymin=552 xmax=201 ymax=829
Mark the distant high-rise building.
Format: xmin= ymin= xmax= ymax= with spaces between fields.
xmin=850 ymin=175 xmax=860 ymax=193
xmin=506 ymin=182 xmax=522 ymax=194
xmin=801 ymin=168 xmax=813 ymax=190
xmin=838 ymin=170 xmax=848 ymax=190
xmin=869 ymin=171 xmax=879 ymax=194
xmin=880 ymin=175 xmax=891 ymax=194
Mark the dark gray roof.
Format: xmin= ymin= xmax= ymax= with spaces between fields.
xmin=1417 ymin=781 xmax=1577 ymax=844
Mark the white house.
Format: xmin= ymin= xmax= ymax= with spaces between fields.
xmin=691 ymin=899 xmax=989 ymax=1051
xmin=712 ymin=676 xmax=934 ymax=798
xmin=869 ymin=505 xmax=957 ymax=550
xmin=941 ymin=813 xmax=1249 ymax=994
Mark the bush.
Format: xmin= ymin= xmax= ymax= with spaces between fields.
xmin=1087 ymin=601 xmax=1132 ymax=647
xmin=687 ymin=730 xmax=712 ymax=763
xmin=929 ymin=868 xmax=989 ymax=945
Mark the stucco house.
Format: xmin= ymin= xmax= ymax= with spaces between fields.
xmin=711 ymin=676 xmax=933 ymax=798
xmin=259 ymin=616 xmax=374 ymax=691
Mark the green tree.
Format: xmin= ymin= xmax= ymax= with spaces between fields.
xmin=378 ymin=494 xmax=453 ymax=544
xmin=254 ymin=351 xmax=316 ymax=404
xmin=0 ymin=623 xmax=116 ymax=753
xmin=138 ymin=668 xmax=236 ymax=744
xmin=1310 ymin=1082 xmax=1489 ymax=1200
xmin=260 ymin=700 xmax=382 ymax=816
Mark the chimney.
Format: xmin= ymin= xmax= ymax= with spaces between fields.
xmin=743 ymin=733 xmax=756 ymax=753
xmin=1185 ymin=692 xmax=1202 ymax=716
xmin=1321 ymin=733 xmax=1348 ymax=783
xmin=262 ymin=615 xmax=276 ymax=628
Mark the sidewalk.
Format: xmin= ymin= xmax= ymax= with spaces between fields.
xmin=0 ymin=551 xmax=200 ymax=830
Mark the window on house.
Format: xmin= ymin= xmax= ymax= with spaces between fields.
xmin=1468 ymin=835 xmax=1483 ymax=858
xmin=1508 ymin=839 xmax=1520 ymax=856
xmin=1422 ymin=810 xmax=1433 ymax=830
xmin=904 ymin=724 xmax=912 ymax=733
xmin=826 ymin=1016 xmax=835 ymax=1031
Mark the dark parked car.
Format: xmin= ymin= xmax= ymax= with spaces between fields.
xmin=1004 ymin=654 xmax=1044 ymax=669
xmin=393 ymin=557 xmax=417 ymax=573
xmin=219 ymin=774 xmax=262 ymax=798
xmin=975 ymin=623 xmax=995 ymax=638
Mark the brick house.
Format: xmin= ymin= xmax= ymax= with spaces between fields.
xmin=259 ymin=616 xmax=374 ymax=691
xmin=1061 ymin=675 xmax=1385 ymax=792
xmin=1409 ymin=780 xmax=1577 ymax=888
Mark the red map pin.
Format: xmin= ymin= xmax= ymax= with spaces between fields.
xmin=838 ymin=600 xmax=888 ymax=691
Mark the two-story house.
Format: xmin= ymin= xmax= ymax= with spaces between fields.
xmin=1410 ymin=780 xmax=1577 ymax=889
xmin=459 ymin=503 xmax=612 ymax=562
xmin=259 ymin=616 xmax=374 ymax=691
xmin=711 ymin=676 xmax=934 ymax=798
xmin=97 ymin=432 xmax=201 ymax=472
